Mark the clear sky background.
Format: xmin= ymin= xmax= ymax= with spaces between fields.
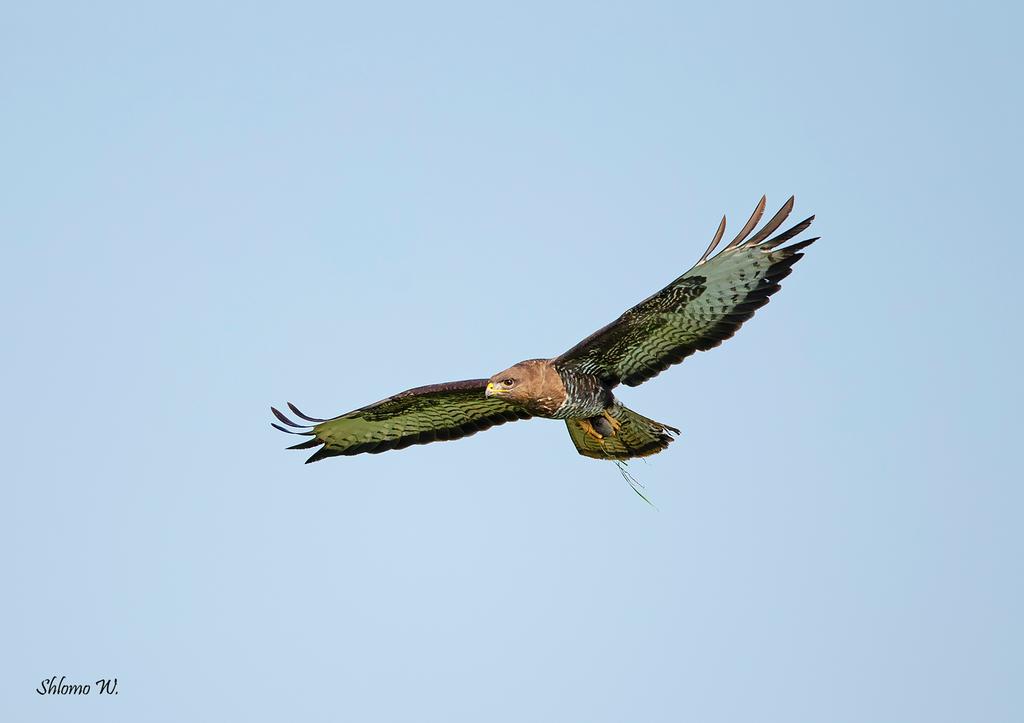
xmin=3 ymin=1 xmax=1021 ymax=721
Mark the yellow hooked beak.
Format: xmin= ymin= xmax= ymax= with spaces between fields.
xmin=485 ymin=382 xmax=506 ymax=398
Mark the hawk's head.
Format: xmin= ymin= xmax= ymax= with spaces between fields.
xmin=485 ymin=362 xmax=530 ymax=401
xmin=485 ymin=359 xmax=566 ymax=415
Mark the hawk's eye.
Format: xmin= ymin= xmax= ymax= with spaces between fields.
xmin=503 ymin=378 xmax=514 ymax=387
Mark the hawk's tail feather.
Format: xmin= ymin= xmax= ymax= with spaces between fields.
xmin=565 ymin=405 xmax=679 ymax=461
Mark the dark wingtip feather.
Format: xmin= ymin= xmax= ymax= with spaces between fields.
xmin=745 ymin=196 xmax=795 ymax=247
xmin=780 ymin=237 xmax=819 ymax=255
xmin=287 ymin=437 xmax=322 ymax=450
xmin=305 ymin=445 xmax=336 ymax=464
xmin=287 ymin=402 xmax=326 ymax=423
xmin=761 ymin=215 xmax=816 ymax=249
xmin=272 ymin=406 xmax=307 ymax=428
xmin=698 ymin=214 xmax=728 ymax=264
xmin=272 ymin=422 xmax=314 ymax=436
xmin=726 ymin=195 xmax=767 ymax=250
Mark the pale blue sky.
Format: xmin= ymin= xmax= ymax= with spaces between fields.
xmin=3 ymin=1 xmax=1021 ymax=721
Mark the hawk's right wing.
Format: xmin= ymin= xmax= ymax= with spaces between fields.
xmin=272 ymin=379 xmax=532 ymax=462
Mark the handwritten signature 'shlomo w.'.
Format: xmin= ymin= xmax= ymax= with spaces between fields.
xmin=36 ymin=675 xmax=118 ymax=695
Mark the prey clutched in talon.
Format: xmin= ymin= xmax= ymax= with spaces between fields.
xmin=578 ymin=418 xmax=605 ymax=442
xmin=602 ymin=409 xmax=622 ymax=433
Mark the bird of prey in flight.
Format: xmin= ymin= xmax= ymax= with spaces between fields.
xmin=272 ymin=196 xmax=817 ymax=463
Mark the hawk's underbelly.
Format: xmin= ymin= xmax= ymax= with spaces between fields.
xmin=546 ymin=369 xmax=611 ymax=419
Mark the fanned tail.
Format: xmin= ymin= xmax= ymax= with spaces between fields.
xmin=565 ymin=404 xmax=679 ymax=461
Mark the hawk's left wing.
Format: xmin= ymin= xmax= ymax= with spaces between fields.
xmin=555 ymin=196 xmax=818 ymax=387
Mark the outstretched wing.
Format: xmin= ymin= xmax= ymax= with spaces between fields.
xmin=271 ymin=379 xmax=532 ymax=462
xmin=555 ymin=196 xmax=818 ymax=387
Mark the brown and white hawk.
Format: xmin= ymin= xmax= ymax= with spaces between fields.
xmin=272 ymin=196 xmax=817 ymax=462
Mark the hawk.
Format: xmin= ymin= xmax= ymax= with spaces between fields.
xmin=272 ymin=196 xmax=817 ymax=462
